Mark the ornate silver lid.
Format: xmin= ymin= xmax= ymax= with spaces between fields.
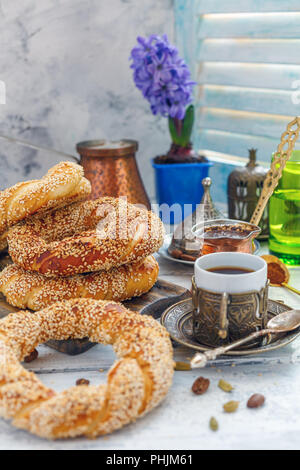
xmin=168 ymin=177 xmax=224 ymax=261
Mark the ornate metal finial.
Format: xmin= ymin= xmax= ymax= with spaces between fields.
xmin=200 ymin=177 xmax=222 ymax=221
xmin=247 ymin=148 xmax=258 ymax=168
xmin=202 ymin=177 xmax=212 ymax=188
xmin=168 ymin=177 xmax=223 ymax=261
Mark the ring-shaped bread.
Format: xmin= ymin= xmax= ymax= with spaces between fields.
xmin=0 ymin=161 xmax=91 ymax=251
xmin=0 ymin=298 xmax=174 ymax=439
xmin=7 ymin=197 xmax=164 ymax=277
xmin=0 ymin=255 xmax=159 ymax=310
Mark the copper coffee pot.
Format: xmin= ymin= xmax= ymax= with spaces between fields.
xmin=76 ymin=139 xmax=150 ymax=209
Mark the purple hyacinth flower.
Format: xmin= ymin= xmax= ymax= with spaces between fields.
xmin=129 ymin=34 xmax=196 ymax=119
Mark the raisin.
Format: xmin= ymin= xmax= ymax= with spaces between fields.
xmin=24 ymin=349 xmax=38 ymax=363
xmin=191 ymin=376 xmax=210 ymax=395
xmin=76 ymin=378 xmax=90 ymax=386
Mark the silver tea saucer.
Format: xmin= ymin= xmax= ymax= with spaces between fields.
xmin=161 ymin=298 xmax=300 ymax=356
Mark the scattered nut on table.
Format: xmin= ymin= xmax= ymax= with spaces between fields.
xmin=247 ymin=394 xmax=265 ymax=408
xmin=218 ymin=379 xmax=233 ymax=392
xmin=209 ymin=417 xmax=219 ymax=431
xmin=223 ymin=401 xmax=239 ymax=413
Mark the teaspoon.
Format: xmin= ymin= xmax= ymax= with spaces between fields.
xmin=190 ymin=309 xmax=300 ymax=368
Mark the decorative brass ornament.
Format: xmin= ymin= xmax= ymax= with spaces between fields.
xmin=191 ymin=277 xmax=269 ymax=347
xmin=251 ymin=116 xmax=300 ymax=226
xmin=168 ymin=177 xmax=223 ymax=261
xmin=228 ymin=149 xmax=269 ymax=239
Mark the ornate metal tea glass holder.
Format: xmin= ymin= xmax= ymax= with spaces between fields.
xmin=191 ymin=277 xmax=269 ymax=347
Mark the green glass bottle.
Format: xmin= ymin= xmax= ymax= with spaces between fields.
xmin=269 ymin=150 xmax=300 ymax=265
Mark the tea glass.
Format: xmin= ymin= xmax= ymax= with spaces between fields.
xmin=191 ymin=219 xmax=261 ymax=257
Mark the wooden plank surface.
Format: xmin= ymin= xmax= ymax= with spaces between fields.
xmin=175 ymin=0 xmax=300 ymax=167
xmin=197 ymin=108 xmax=293 ymax=140
xmin=197 ymin=12 xmax=300 ymax=39
xmin=196 ymin=128 xmax=292 ymax=161
xmin=197 ymin=62 xmax=300 ymax=90
xmin=197 ymin=84 xmax=298 ymax=116
xmin=174 ymin=0 xmax=199 ymax=88
xmin=197 ymin=0 xmax=300 ymax=14
xmin=197 ymin=39 xmax=300 ymax=65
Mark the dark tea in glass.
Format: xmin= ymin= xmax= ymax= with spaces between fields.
xmin=191 ymin=219 xmax=261 ymax=256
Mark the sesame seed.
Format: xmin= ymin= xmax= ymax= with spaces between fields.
xmin=0 ymin=256 xmax=159 ymax=310
xmin=0 ymin=298 xmax=173 ymax=439
xmin=7 ymin=197 xmax=164 ymax=278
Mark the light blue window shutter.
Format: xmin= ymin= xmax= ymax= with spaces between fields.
xmin=175 ymin=0 xmax=300 ymax=165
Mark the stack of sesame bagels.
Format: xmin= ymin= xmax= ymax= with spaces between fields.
xmin=0 ymin=162 xmax=174 ymax=439
xmin=0 ymin=162 xmax=164 ymax=310
xmin=0 ymin=163 xmax=173 ymax=441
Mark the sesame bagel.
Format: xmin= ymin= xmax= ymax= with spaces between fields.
xmin=0 ymin=255 xmax=159 ymax=310
xmin=7 ymin=197 xmax=164 ymax=277
xmin=0 ymin=161 xmax=91 ymax=251
xmin=0 ymin=298 xmax=174 ymax=439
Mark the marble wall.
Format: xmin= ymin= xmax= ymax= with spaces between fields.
xmin=0 ymin=0 xmax=174 ymax=196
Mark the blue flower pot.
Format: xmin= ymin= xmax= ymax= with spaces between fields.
xmin=152 ymin=160 xmax=213 ymax=224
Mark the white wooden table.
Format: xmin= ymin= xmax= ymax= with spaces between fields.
xmin=1 ymin=244 xmax=300 ymax=450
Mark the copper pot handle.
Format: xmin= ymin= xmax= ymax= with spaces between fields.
xmin=218 ymin=292 xmax=229 ymax=339
xmin=0 ymin=133 xmax=80 ymax=163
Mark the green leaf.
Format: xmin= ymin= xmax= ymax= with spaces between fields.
xmin=168 ymin=106 xmax=194 ymax=147
xmin=181 ymin=105 xmax=194 ymax=147
xmin=168 ymin=116 xmax=181 ymax=145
